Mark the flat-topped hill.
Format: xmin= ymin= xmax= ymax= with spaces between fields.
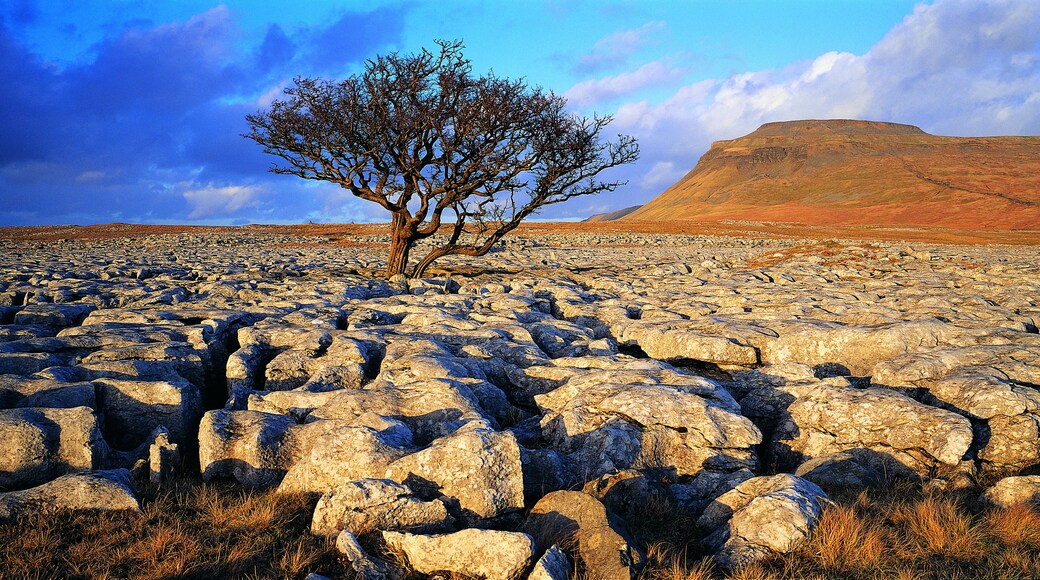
xmin=624 ymin=119 xmax=1040 ymax=229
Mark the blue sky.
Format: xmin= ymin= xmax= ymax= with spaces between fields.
xmin=1 ymin=0 xmax=1037 ymax=225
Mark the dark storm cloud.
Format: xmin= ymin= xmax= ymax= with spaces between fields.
xmin=0 ymin=4 xmax=408 ymax=225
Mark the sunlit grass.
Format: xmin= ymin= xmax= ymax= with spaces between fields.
xmin=0 ymin=477 xmax=342 ymax=580
xmin=7 ymin=474 xmax=1040 ymax=579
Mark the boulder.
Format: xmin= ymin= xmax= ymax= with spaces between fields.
xmin=740 ymin=377 xmax=972 ymax=476
xmin=528 ymin=545 xmax=571 ymax=580
xmin=0 ymin=406 xmax=106 ymax=490
xmin=0 ymin=376 xmax=96 ymax=409
xmin=308 ymin=378 xmax=491 ymax=442
xmin=198 ymin=409 xmax=297 ymax=488
xmin=311 ymin=478 xmax=453 ymax=536
xmin=669 ymin=468 xmax=756 ymax=516
xmin=277 ymin=421 xmax=409 ymax=495
xmin=616 ymin=320 xmax=759 ymax=366
xmin=794 ymin=452 xmax=882 ymax=489
xmin=0 ymin=469 xmax=139 ymax=520
xmin=336 ymin=530 xmax=404 ymax=580
xmin=758 ymin=318 xmax=952 ymax=376
xmin=382 ymin=528 xmax=535 ymax=580
xmin=525 ymin=490 xmax=644 ymax=580
xmin=697 ymin=474 xmax=828 ymax=571
xmin=384 ymin=423 xmax=524 ymax=520
xmin=13 ymin=303 xmax=97 ymax=328
xmin=94 ymin=378 xmax=202 ymax=449
xmin=982 ymin=475 xmax=1040 ymax=508
xmin=537 ymin=380 xmax=760 ymax=483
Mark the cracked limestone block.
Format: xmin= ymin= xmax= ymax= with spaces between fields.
xmin=537 ymin=380 xmax=761 ymax=484
xmin=198 ymin=409 xmax=297 ymax=488
xmin=13 ymin=303 xmax=97 ymax=328
xmin=0 ymin=376 xmax=96 ymax=409
xmin=524 ymin=490 xmax=644 ymax=580
xmin=383 ymin=422 xmax=525 ymax=521
xmin=382 ymin=528 xmax=535 ymax=580
xmin=307 ymin=378 xmax=491 ymax=443
xmin=982 ymin=475 xmax=1040 ymax=508
xmin=310 ymin=478 xmax=453 ymax=536
xmin=740 ymin=377 xmax=973 ymax=476
xmin=757 ymin=318 xmax=954 ymax=376
xmin=94 ymin=378 xmax=202 ymax=449
xmin=0 ymin=468 xmax=139 ymax=520
xmin=0 ymin=406 xmax=108 ymax=490
xmin=277 ymin=421 xmax=410 ymax=495
xmin=875 ymin=351 xmax=1040 ymax=473
xmin=616 ymin=320 xmax=760 ymax=366
xmin=697 ymin=474 xmax=828 ymax=571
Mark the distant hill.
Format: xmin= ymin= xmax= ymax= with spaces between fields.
xmin=584 ymin=205 xmax=643 ymax=222
xmin=624 ymin=119 xmax=1040 ymax=229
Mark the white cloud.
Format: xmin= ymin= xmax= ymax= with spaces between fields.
xmin=575 ymin=21 xmax=667 ymax=74
xmin=640 ymin=161 xmax=683 ymax=189
xmin=608 ymin=0 xmax=1040 ymax=201
xmin=182 ymin=184 xmax=264 ymax=219
xmin=565 ymin=60 xmax=686 ymax=107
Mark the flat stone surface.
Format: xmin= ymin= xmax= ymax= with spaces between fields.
xmin=1 ymin=228 xmax=1039 ymax=561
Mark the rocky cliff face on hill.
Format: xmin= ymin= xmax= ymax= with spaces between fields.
xmin=625 ymin=119 xmax=1040 ymax=229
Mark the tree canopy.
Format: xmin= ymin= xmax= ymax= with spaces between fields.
xmin=245 ymin=40 xmax=639 ymax=278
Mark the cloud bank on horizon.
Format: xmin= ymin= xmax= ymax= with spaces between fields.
xmin=0 ymin=0 xmax=1037 ymax=225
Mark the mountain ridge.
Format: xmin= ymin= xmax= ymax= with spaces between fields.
xmin=623 ymin=119 xmax=1040 ymax=229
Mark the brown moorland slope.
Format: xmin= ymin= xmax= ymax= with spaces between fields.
xmin=625 ymin=119 xmax=1040 ymax=229
xmin=3 ymin=219 xmax=1039 ymax=246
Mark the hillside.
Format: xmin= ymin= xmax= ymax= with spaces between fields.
xmin=624 ymin=119 xmax=1040 ymax=229
xmin=584 ymin=205 xmax=643 ymax=222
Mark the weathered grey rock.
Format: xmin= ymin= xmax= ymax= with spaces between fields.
xmin=0 ymin=468 xmax=139 ymax=520
xmin=982 ymin=475 xmax=1040 ymax=508
xmin=794 ymin=452 xmax=881 ymax=489
xmin=382 ymin=528 xmax=535 ymax=580
xmin=0 ymin=376 xmax=96 ymax=409
xmin=308 ymin=378 xmax=490 ymax=442
xmin=669 ymin=468 xmax=756 ymax=515
xmin=537 ymin=378 xmax=760 ymax=483
xmin=198 ymin=409 xmax=297 ymax=488
xmin=525 ymin=490 xmax=644 ymax=580
xmin=0 ymin=406 xmax=106 ymax=490
xmin=582 ymin=469 xmax=656 ymax=521
xmin=528 ymin=545 xmax=570 ymax=580
xmin=740 ymin=377 xmax=972 ymax=475
xmin=616 ymin=320 xmax=759 ymax=366
xmin=94 ymin=377 xmax=202 ymax=449
xmin=149 ymin=428 xmax=179 ymax=483
xmin=335 ymin=530 xmax=405 ymax=580
xmin=697 ymin=474 xmax=828 ymax=571
xmin=384 ymin=423 xmax=524 ymax=520
xmin=311 ymin=478 xmax=453 ymax=536
xmin=758 ymin=318 xmax=955 ymax=376
xmin=13 ymin=303 xmax=97 ymax=328
xmin=277 ymin=421 xmax=409 ymax=495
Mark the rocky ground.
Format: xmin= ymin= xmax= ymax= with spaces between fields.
xmin=1 ymin=227 xmax=1040 ymax=578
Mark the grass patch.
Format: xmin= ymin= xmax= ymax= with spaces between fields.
xmin=0 ymin=477 xmax=345 ymax=580
xmin=640 ymin=483 xmax=1040 ymax=580
xmin=7 ymin=474 xmax=1040 ymax=579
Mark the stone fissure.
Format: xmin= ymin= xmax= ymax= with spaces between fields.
xmin=1 ymin=229 xmax=1039 ymax=574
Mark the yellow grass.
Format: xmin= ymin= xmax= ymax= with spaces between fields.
xmin=0 ymin=477 xmax=341 ymax=580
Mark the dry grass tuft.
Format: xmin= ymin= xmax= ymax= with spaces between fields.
xmin=983 ymin=503 xmax=1040 ymax=548
xmin=894 ymin=494 xmax=983 ymax=561
xmin=804 ymin=503 xmax=886 ymax=574
xmin=0 ymin=477 xmax=342 ymax=579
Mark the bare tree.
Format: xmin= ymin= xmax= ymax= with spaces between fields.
xmin=245 ymin=40 xmax=638 ymax=278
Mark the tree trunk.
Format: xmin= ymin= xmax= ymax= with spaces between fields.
xmin=385 ymin=212 xmax=414 ymax=278
xmin=412 ymin=247 xmax=453 ymax=279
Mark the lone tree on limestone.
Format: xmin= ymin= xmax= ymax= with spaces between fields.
xmin=245 ymin=40 xmax=638 ymax=278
